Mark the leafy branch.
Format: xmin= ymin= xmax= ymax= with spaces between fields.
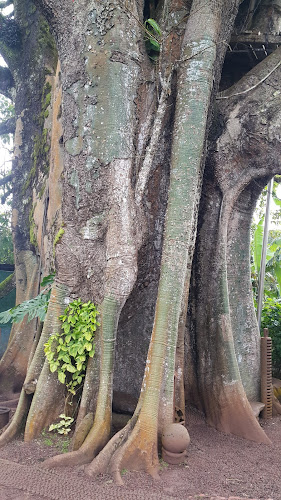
xmin=0 ymin=0 xmax=13 ymax=9
xmin=0 ymin=116 xmax=15 ymax=135
xmin=0 ymin=66 xmax=14 ymax=99
xmin=0 ymin=173 xmax=12 ymax=186
xmin=0 ymin=272 xmax=55 ymax=324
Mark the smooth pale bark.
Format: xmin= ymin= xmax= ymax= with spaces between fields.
xmin=0 ymin=0 xmax=57 ymax=396
xmin=24 ymin=283 xmax=68 ymax=440
xmin=84 ymin=0 xmax=242 ymax=482
xmin=194 ymin=183 xmax=270 ymax=442
xmin=147 ymin=0 xmax=241 ymax=434
xmin=227 ymin=182 xmax=264 ymax=401
xmin=187 ymin=47 xmax=281 ymax=442
xmin=0 ymin=282 xmax=68 ymax=445
xmin=36 ymin=1 xmax=145 ymax=464
xmin=73 ymin=336 xmax=100 ymax=433
xmin=0 ymin=251 xmax=39 ymax=394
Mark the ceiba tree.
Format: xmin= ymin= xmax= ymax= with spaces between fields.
xmin=0 ymin=0 xmax=280 ymax=482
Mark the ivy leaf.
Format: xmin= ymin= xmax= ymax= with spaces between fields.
xmin=147 ymin=38 xmax=160 ymax=52
xmin=61 ymin=354 xmax=71 ymax=363
xmin=47 ymin=352 xmax=54 ymax=361
xmin=78 ymin=346 xmax=85 ymax=355
xmin=58 ymin=371 xmax=66 ymax=384
xmin=50 ymin=362 xmax=58 ymax=373
xmin=69 ymin=345 xmax=78 ymax=357
xmin=145 ymin=18 xmax=161 ymax=36
xmin=63 ymin=323 xmax=70 ymax=334
xmin=66 ymin=364 xmax=76 ymax=373
xmin=76 ymin=361 xmax=83 ymax=371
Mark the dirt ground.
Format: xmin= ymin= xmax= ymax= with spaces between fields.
xmin=0 ymin=408 xmax=280 ymax=500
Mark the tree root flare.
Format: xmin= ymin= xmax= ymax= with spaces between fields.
xmin=113 ymin=469 xmax=124 ymax=486
xmin=42 ymin=421 xmax=110 ymax=468
xmin=42 ymin=447 xmax=94 ymax=469
xmin=0 ymin=390 xmax=31 ymax=448
xmin=150 ymin=466 xmax=161 ymax=481
xmin=206 ymin=386 xmax=272 ymax=445
xmin=85 ymin=414 xmax=137 ymax=478
xmin=85 ymin=414 xmax=160 ymax=484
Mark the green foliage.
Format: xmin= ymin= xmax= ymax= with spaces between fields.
xmin=252 ymin=216 xmax=264 ymax=276
xmin=49 ymin=414 xmax=74 ymax=435
xmin=0 ymin=17 xmax=21 ymax=49
xmin=251 ymin=189 xmax=281 ymax=376
xmin=253 ymin=180 xmax=281 ymax=230
xmin=159 ymin=458 xmax=169 ymax=470
xmin=0 ymin=95 xmax=14 ymax=147
xmin=261 ymin=297 xmax=281 ymax=377
xmin=41 ymin=428 xmax=70 ymax=451
xmin=0 ymin=212 xmax=13 ymax=264
xmin=0 ymin=272 xmax=55 ymax=324
xmin=0 ymin=95 xmax=14 ymax=119
xmin=144 ymin=18 xmax=161 ymax=60
xmin=38 ymin=16 xmax=58 ymax=68
xmin=251 ymin=216 xmax=281 ymax=299
xmin=53 ymin=227 xmax=64 ymax=247
xmin=41 ymin=273 xmax=55 ymax=287
xmin=44 ymin=299 xmax=99 ymax=395
xmin=28 ymin=204 xmax=37 ymax=247
xmin=23 ymin=82 xmax=52 ymax=194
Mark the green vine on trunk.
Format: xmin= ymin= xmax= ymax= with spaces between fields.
xmin=44 ymin=299 xmax=99 ymax=395
xmin=144 ymin=18 xmax=161 ymax=60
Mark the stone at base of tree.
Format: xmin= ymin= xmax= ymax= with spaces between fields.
xmin=162 ymin=423 xmax=190 ymax=453
xmin=249 ymin=402 xmax=265 ymax=419
xmin=162 ymin=446 xmax=187 ymax=465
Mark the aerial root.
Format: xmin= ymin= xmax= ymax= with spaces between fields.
xmin=42 ymin=447 xmax=93 ymax=469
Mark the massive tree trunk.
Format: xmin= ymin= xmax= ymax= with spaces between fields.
xmin=186 ymin=46 xmax=281 ymax=439
xmin=0 ymin=0 xmax=58 ymax=394
xmin=0 ymin=0 xmax=280 ymax=483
